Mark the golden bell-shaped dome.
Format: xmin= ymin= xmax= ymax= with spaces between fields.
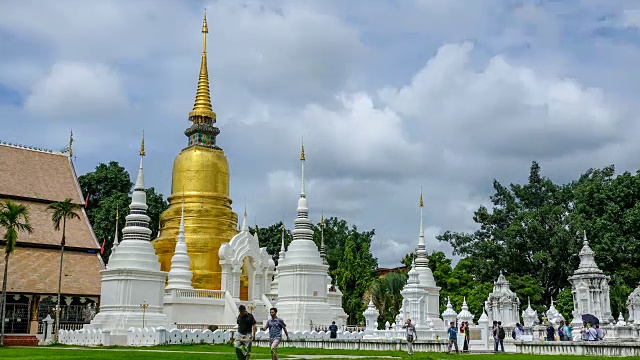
xmin=152 ymin=10 xmax=238 ymax=290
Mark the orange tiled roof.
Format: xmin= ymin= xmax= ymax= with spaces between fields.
xmin=0 ymin=246 xmax=102 ymax=296
xmin=0 ymin=144 xmax=84 ymax=203
xmin=0 ymin=199 xmax=99 ymax=250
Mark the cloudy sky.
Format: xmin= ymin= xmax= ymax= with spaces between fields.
xmin=2 ymin=0 xmax=640 ymax=267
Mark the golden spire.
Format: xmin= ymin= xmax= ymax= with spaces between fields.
xmin=419 ymin=187 xmax=424 ymax=207
xmin=189 ymin=9 xmax=215 ymax=120
xmin=139 ymin=131 xmax=146 ymax=157
xmin=300 ymin=139 xmax=305 ymax=161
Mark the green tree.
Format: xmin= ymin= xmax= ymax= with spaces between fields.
xmin=79 ymin=162 xmax=168 ymax=262
xmin=438 ymin=161 xmax=582 ymax=303
xmin=0 ymin=200 xmax=33 ymax=345
xmin=252 ymin=221 xmax=292 ymax=266
xmin=555 ymin=287 xmax=573 ymax=321
xmin=46 ymin=198 xmax=82 ymax=342
xmin=334 ymin=236 xmax=376 ymax=325
xmin=570 ymin=166 xmax=640 ymax=287
xmin=365 ymin=272 xmax=407 ymax=329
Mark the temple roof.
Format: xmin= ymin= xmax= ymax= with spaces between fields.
xmin=0 ymin=246 xmax=102 ymax=296
xmin=0 ymin=144 xmax=84 ymax=203
xmin=0 ymin=200 xmax=99 ymax=249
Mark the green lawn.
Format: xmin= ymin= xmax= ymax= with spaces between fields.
xmin=1 ymin=344 xmax=639 ymax=359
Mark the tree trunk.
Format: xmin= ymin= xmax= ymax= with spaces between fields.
xmin=0 ymin=254 xmax=10 ymax=345
xmin=54 ymin=217 xmax=66 ymax=343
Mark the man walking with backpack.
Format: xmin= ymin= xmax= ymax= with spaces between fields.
xmin=495 ymin=321 xmax=505 ymax=353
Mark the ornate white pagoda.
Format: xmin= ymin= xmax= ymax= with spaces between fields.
xmin=485 ymin=272 xmax=520 ymax=326
xmin=568 ymin=231 xmax=613 ymax=325
xmin=399 ymin=260 xmax=428 ymax=328
xmin=627 ymin=286 xmax=640 ymax=324
xmin=413 ymin=192 xmax=441 ymax=322
xmin=274 ymin=144 xmax=336 ymax=332
xmin=86 ymin=139 xmax=168 ymax=342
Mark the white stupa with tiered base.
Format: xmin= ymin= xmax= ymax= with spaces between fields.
xmin=568 ymin=231 xmax=613 ymax=325
xmin=413 ymin=192 xmax=441 ymax=322
xmin=274 ymin=144 xmax=335 ymax=332
xmin=86 ymin=138 xmax=168 ymax=342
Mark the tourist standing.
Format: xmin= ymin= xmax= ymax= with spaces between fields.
xmin=235 ymin=305 xmax=257 ymax=360
xmin=595 ymin=324 xmax=604 ymax=341
xmin=401 ymin=318 xmax=417 ymax=355
xmin=491 ymin=320 xmax=498 ymax=352
xmin=447 ymin=321 xmax=459 ymax=353
xmin=546 ymin=323 xmax=555 ymax=341
xmin=495 ymin=321 xmax=505 ymax=352
xmin=328 ymin=321 xmax=338 ymax=339
xmin=461 ymin=321 xmax=470 ymax=352
xmin=513 ymin=323 xmax=525 ymax=340
xmin=262 ymin=307 xmax=289 ymax=360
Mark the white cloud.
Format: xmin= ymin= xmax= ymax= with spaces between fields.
xmin=620 ymin=9 xmax=640 ymax=28
xmin=24 ymin=62 xmax=129 ymax=118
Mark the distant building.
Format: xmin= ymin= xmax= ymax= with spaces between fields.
xmin=0 ymin=143 xmax=104 ymax=335
xmin=374 ymin=265 xmax=408 ymax=278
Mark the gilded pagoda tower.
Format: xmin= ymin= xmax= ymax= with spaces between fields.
xmin=152 ymin=12 xmax=238 ymax=290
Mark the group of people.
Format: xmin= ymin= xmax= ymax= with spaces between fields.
xmin=401 ymin=319 xmax=473 ymax=355
xmin=234 ymin=306 xmax=606 ymax=358
xmin=234 ymin=305 xmax=339 ymax=360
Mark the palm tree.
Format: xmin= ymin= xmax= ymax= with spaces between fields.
xmin=0 ymin=200 xmax=33 ymax=345
xmin=46 ymin=198 xmax=81 ymax=342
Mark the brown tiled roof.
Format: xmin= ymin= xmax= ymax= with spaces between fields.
xmin=0 ymin=144 xmax=84 ymax=203
xmin=0 ymin=246 xmax=102 ymax=296
xmin=0 ymin=200 xmax=99 ymax=249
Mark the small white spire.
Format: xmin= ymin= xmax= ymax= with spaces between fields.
xmin=418 ymin=188 xmax=425 ymax=246
xmin=166 ymin=201 xmax=194 ymax=290
xmin=279 ymin=223 xmax=286 ymax=259
xmin=241 ymin=206 xmax=249 ymax=232
xmin=110 ymin=208 xmax=120 ymax=255
xmin=300 ymin=139 xmax=306 ymax=198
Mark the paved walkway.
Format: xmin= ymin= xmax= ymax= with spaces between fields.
xmin=25 ymin=346 xmax=402 ymax=359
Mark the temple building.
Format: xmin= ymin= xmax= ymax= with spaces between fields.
xmin=484 ymin=272 xmax=520 ymax=326
xmin=152 ymin=11 xmax=239 ymax=291
xmin=0 ymin=142 xmax=103 ymax=335
xmin=568 ymin=231 xmax=613 ymax=325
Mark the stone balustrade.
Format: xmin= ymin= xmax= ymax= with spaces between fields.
xmin=515 ymin=341 xmax=640 ymax=357
xmin=164 ymin=288 xmax=226 ymax=299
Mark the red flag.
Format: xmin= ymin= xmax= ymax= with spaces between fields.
xmin=100 ymin=238 xmax=105 ymax=254
xmin=84 ymin=193 xmax=90 ymax=208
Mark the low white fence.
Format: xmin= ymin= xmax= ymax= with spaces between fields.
xmin=58 ymin=327 xmax=371 ymax=347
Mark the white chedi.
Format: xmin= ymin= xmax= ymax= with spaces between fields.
xmin=627 ymin=285 xmax=640 ymax=324
xmin=399 ymin=260 xmax=428 ymax=328
xmin=615 ymin=313 xmax=627 ymax=327
xmin=165 ymin=203 xmax=193 ymax=290
xmin=522 ymin=297 xmax=538 ymax=327
xmin=485 ymin=271 xmax=520 ymax=326
xmin=457 ymin=297 xmax=474 ymax=324
xmin=441 ymin=296 xmax=458 ymax=329
xmin=275 ymin=145 xmax=336 ymax=332
xmin=413 ymin=193 xmax=441 ymax=322
xmin=363 ymin=296 xmax=380 ymax=333
xmin=545 ymin=299 xmax=564 ymax=325
xmin=568 ymin=231 xmax=614 ymax=325
xmin=86 ymin=140 xmax=168 ymax=338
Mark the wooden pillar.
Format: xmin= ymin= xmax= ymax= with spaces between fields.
xmin=28 ymin=295 xmax=41 ymax=334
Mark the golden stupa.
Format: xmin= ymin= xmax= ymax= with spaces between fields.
xmin=152 ymin=11 xmax=238 ymax=290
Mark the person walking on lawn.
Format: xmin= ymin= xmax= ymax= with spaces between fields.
xmin=235 ymin=305 xmax=256 ymax=360
xmin=261 ymin=307 xmax=289 ymax=360
xmin=447 ymin=321 xmax=459 ymax=353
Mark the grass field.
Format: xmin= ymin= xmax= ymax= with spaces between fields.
xmin=1 ymin=344 xmax=638 ymax=359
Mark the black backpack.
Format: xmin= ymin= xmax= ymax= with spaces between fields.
xmin=511 ymin=329 xmax=517 ymax=339
xmin=498 ymin=326 xmax=506 ymax=339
